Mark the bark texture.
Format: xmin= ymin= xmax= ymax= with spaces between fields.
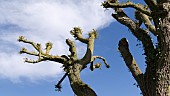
xmin=18 ymin=27 xmax=109 ymax=96
xmin=155 ymin=1 xmax=170 ymax=95
xmin=103 ymin=0 xmax=170 ymax=96
xmin=18 ymin=0 xmax=170 ymax=96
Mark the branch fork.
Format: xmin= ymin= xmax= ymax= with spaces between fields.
xmin=18 ymin=27 xmax=110 ymax=95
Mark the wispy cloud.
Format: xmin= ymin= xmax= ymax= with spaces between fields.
xmin=0 ymin=0 xmax=113 ymax=82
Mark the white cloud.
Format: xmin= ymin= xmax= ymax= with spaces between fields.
xmin=0 ymin=0 xmax=113 ymax=82
xmin=0 ymin=53 xmax=63 ymax=82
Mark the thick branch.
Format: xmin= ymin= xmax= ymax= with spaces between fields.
xmin=112 ymin=9 xmax=137 ymax=31
xmin=112 ymin=9 xmax=155 ymax=63
xmin=118 ymin=38 xmax=143 ymax=77
xmin=66 ymin=39 xmax=78 ymax=60
xmin=70 ymin=27 xmax=98 ymax=65
xmin=137 ymin=11 xmax=157 ymax=36
xmin=144 ymin=0 xmax=158 ymax=11
xmin=81 ymin=30 xmax=97 ymax=65
xmin=102 ymin=0 xmax=151 ymax=16
xmin=118 ymin=38 xmax=145 ymax=93
xmin=67 ymin=64 xmax=97 ymax=96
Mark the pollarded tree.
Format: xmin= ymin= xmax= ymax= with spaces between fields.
xmin=18 ymin=0 xmax=170 ymax=96
xmin=102 ymin=0 xmax=170 ymax=96
xmin=18 ymin=27 xmax=110 ymax=96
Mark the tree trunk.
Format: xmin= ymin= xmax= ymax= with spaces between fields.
xmin=155 ymin=1 xmax=170 ymax=96
xmin=117 ymin=1 xmax=170 ymax=95
xmin=141 ymin=2 xmax=170 ymax=96
xmin=67 ymin=63 xmax=97 ymax=96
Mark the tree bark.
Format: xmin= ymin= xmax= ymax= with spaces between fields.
xmin=102 ymin=0 xmax=170 ymax=96
xmin=67 ymin=63 xmax=97 ymax=96
xmin=155 ymin=1 xmax=170 ymax=96
xmin=19 ymin=1 xmax=170 ymax=95
xmin=19 ymin=27 xmax=110 ymax=96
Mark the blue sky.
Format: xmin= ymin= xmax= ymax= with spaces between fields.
xmin=0 ymin=0 xmax=148 ymax=96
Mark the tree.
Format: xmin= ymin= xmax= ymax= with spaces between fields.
xmin=102 ymin=0 xmax=170 ymax=96
xmin=18 ymin=0 xmax=170 ymax=96
xmin=18 ymin=27 xmax=110 ymax=96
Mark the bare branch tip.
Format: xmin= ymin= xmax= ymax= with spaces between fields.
xmin=89 ymin=29 xmax=98 ymax=39
xmin=106 ymin=64 xmax=110 ymax=68
xmin=93 ymin=63 xmax=102 ymax=69
xmin=18 ymin=36 xmax=25 ymax=42
xmin=101 ymin=0 xmax=110 ymax=8
xmin=70 ymin=27 xmax=82 ymax=35
xmin=19 ymin=47 xmax=27 ymax=54
xmin=118 ymin=38 xmax=129 ymax=47
xmin=45 ymin=42 xmax=53 ymax=47
xmin=45 ymin=42 xmax=53 ymax=54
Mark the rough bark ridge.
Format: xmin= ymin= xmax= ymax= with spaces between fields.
xmin=102 ymin=0 xmax=170 ymax=96
xmin=155 ymin=1 xmax=170 ymax=95
xmin=18 ymin=27 xmax=110 ymax=96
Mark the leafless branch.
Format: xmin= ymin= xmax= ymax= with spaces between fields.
xmin=45 ymin=42 xmax=53 ymax=55
xmin=112 ymin=9 xmax=155 ymax=63
xmin=19 ymin=37 xmax=67 ymax=64
xmin=18 ymin=36 xmax=39 ymax=51
xmin=24 ymin=58 xmax=46 ymax=63
xmin=66 ymin=39 xmax=77 ymax=60
xmin=55 ymin=73 xmax=68 ymax=92
xmin=135 ymin=10 xmax=157 ymax=36
xmin=118 ymin=38 xmax=143 ymax=76
xmin=118 ymin=38 xmax=145 ymax=91
xmin=70 ymin=27 xmax=88 ymax=44
xmin=18 ymin=27 xmax=109 ymax=96
xmin=144 ymin=0 xmax=157 ymax=11
xmin=91 ymin=56 xmax=110 ymax=68
xmin=80 ymin=30 xmax=98 ymax=65
xmin=102 ymin=0 xmax=151 ymax=16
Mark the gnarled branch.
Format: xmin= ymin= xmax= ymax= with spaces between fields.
xmin=19 ymin=27 xmax=109 ymax=96
xmin=71 ymin=29 xmax=98 ymax=65
xmin=102 ymin=0 xmax=151 ymax=16
xmin=18 ymin=37 xmax=66 ymax=64
xmin=111 ymin=9 xmax=155 ymax=64
xmin=18 ymin=36 xmax=39 ymax=51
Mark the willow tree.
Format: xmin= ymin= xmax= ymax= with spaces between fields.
xmin=18 ymin=0 xmax=170 ymax=96
xmin=102 ymin=0 xmax=170 ymax=96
